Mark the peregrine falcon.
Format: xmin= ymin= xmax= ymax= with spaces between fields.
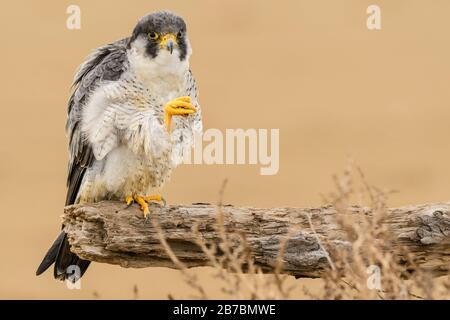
xmin=36 ymin=11 xmax=202 ymax=281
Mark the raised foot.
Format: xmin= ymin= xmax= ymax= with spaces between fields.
xmin=164 ymin=96 xmax=196 ymax=132
xmin=125 ymin=195 xmax=166 ymax=220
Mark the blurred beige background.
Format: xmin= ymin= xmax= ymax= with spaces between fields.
xmin=1 ymin=0 xmax=450 ymax=298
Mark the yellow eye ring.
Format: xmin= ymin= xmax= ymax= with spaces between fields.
xmin=148 ymin=32 xmax=159 ymax=40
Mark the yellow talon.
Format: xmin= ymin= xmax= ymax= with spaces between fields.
xmin=125 ymin=194 xmax=165 ymax=219
xmin=164 ymin=96 xmax=196 ymax=132
xmin=144 ymin=195 xmax=162 ymax=202
xmin=125 ymin=195 xmax=134 ymax=206
xmin=133 ymin=195 xmax=149 ymax=219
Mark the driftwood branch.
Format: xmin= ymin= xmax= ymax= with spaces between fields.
xmin=62 ymin=201 xmax=450 ymax=278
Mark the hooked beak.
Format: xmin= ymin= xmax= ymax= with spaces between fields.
xmin=159 ymin=34 xmax=177 ymax=55
xmin=167 ymin=40 xmax=174 ymax=54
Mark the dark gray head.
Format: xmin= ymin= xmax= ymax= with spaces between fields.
xmin=128 ymin=11 xmax=189 ymax=61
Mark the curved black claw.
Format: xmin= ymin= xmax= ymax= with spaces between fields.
xmin=125 ymin=198 xmax=134 ymax=210
xmin=125 ymin=202 xmax=134 ymax=209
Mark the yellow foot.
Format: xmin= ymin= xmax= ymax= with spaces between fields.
xmin=125 ymin=195 xmax=165 ymax=220
xmin=164 ymin=96 xmax=196 ymax=132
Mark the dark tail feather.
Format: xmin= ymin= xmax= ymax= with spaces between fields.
xmin=36 ymin=231 xmax=91 ymax=281
xmin=36 ymin=231 xmax=65 ymax=275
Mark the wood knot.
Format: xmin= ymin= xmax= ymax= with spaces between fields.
xmin=413 ymin=205 xmax=450 ymax=244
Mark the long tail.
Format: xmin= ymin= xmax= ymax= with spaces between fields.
xmin=36 ymin=231 xmax=90 ymax=281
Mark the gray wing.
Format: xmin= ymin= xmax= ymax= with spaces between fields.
xmin=65 ymin=38 xmax=128 ymax=205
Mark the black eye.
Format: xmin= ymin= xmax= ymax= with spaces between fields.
xmin=147 ymin=32 xmax=159 ymax=40
xmin=177 ymin=30 xmax=184 ymax=38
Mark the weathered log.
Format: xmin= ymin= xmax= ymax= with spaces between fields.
xmin=62 ymin=201 xmax=450 ymax=278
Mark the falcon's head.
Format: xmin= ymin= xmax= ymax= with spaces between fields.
xmin=127 ymin=11 xmax=191 ymax=64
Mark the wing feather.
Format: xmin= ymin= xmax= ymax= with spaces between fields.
xmin=65 ymin=38 xmax=128 ymax=205
xmin=36 ymin=38 xmax=130 ymax=279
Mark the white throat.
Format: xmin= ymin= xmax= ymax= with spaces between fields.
xmin=127 ymin=37 xmax=191 ymax=96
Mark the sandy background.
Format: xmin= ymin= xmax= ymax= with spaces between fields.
xmin=1 ymin=0 xmax=450 ymax=298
